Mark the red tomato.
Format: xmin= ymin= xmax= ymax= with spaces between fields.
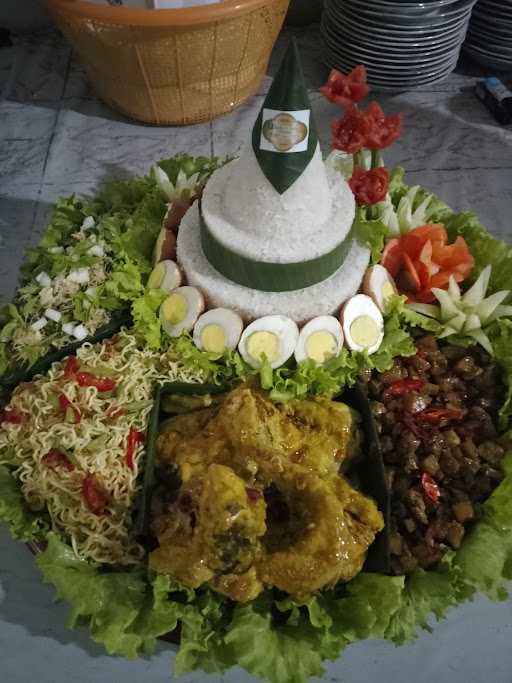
xmin=386 ymin=379 xmax=424 ymax=396
xmin=417 ymin=407 xmax=464 ymax=424
xmin=421 ymin=473 xmax=440 ymax=504
xmin=64 ymin=356 xmax=80 ymax=379
xmin=381 ymin=224 xmax=474 ymax=303
xmin=82 ymin=474 xmax=108 ymax=515
xmin=58 ymin=394 xmax=81 ymax=424
xmin=320 ymin=65 xmax=369 ymax=108
xmin=363 ymin=102 xmax=403 ymax=150
xmin=0 ymin=408 xmax=24 ymax=425
xmin=42 ymin=449 xmax=74 ymax=472
xmin=125 ymin=429 xmax=145 ymax=471
xmin=349 ymin=166 xmax=389 ymax=205
xmin=76 ymin=372 xmax=116 ymax=393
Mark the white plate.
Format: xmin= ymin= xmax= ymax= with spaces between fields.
xmin=324 ymin=39 xmax=461 ymax=71
xmin=323 ymin=49 xmax=459 ymax=82
xmin=325 ymin=4 xmax=471 ymax=36
xmin=322 ymin=32 xmax=460 ymax=62
xmin=322 ymin=14 xmax=469 ymax=45
xmin=338 ymin=0 xmax=466 ymax=13
xmin=463 ymin=44 xmax=512 ymax=68
xmin=333 ymin=0 xmax=476 ymax=27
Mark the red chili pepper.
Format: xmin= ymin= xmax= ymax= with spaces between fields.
xmin=58 ymin=394 xmax=81 ymax=424
xmin=76 ymin=372 xmax=116 ymax=393
xmin=125 ymin=429 xmax=145 ymax=471
xmin=246 ymin=487 xmax=262 ymax=503
xmin=82 ymin=473 xmax=108 ymax=515
xmin=42 ymin=449 xmax=74 ymax=472
xmin=64 ymin=356 xmax=80 ymax=379
xmin=0 ymin=408 xmax=24 ymax=425
xmin=106 ymin=406 xmax=125 ymax=419
xmin=417 ymin=407 xmax=464 ymax=424
xmin=421 ymin=473 xmax=440 ymax=504
xmin=386 ymin=378 xmax=424 ymax=397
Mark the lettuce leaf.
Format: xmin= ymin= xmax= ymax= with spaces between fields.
xmin=354 ymin=207 xmax=389 ymax=264
xmin=37 ymin=534 xmax=186 ymax=658
xmin=131 ymin=288 xmax=168 ymax=350
xmin=0 ymin=465 xmax=48 ymax=541
xmin=444 ymin=211 xmax=512 ymax=296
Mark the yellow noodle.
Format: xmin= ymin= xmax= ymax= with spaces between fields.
xmin=0 ymin=330 xmax=205 ymax=565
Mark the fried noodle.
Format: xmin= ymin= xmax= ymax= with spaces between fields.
xmin=0 ymin=330 xmax=205 ymax=565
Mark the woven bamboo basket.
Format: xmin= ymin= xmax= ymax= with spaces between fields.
xmin=45 ymin=0 xmax=290 ymax=125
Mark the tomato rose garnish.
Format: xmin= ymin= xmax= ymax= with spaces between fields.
xmin=332 ymin=102 xmax=403 ymax=154
xmin=381 ymin=224 xmax=474 ymax=303
xmin=363 ymin=102 xmax=403 ymax=150
xmin=82 ymin=473 xmax=108 ymax=515
xmin=320 ymin=65 xmax=369 ymax=108
xmin=349 ymin=166 xmax=389 ymax=205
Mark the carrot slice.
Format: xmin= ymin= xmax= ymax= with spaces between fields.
xmin=381 ymin=239 xmax=402 ymax=277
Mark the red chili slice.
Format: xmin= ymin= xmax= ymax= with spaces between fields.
xmin=82 ymin=473 xmax=108 ymax=515
xmin=64 ymin=356 xmax=80 ymax=379
xmin=58 ymin=394 xmax=81 ymax=424
xmin=0 ymin=408 xmax=24 ymax=424
xmin=106 ymin=406 xmax=125 ymax=419
xmin=76 ymin=372 xmax=116 ymax=393
xmin=421 ymin=473 xmax=440 ymax=504
xmin=246 ymin=487 xmax=262 ymax=503
xmin=42 ymin=449 xmax=74 ymax=472
xmin=417 ymin=407 xmax=464 ymax=424
xmin=386 ymin=379 xmax=424 ymax=397
xmin=125 ymin=429 xmax=145 ymax=471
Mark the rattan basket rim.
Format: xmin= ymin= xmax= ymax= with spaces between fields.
xmin=45 ymin=0 xmax=283 ymax=26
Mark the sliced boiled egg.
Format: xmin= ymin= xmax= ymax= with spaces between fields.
xmin=160 ymin=286 xmax=204 ymax=338
xmin=239 ymin=315 xmax=299 ymax=369
xmin=147 ymin=260 xmax=182 ymax=292
xmin=362 ymin=264 xmax=397 ymax=313
xmin=193 ymin=308 xmax=243 ymax=354
xmin=341 ymin=294 xmax=384 ymax=355
xmin=294 ymin=316 xmax=343 ymax=364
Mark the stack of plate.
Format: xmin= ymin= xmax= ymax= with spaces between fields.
xmin=464 ymin=0 xmax=512 ymax=70
xmin=321 ymin=0 xmax=477 ymax=91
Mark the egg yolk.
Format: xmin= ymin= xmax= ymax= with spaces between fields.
xmin=349 ymin=315 xmax=379 ymax=348
xmin=147 ymin=263 xmax=165 ymax=290
xmin=381 ymin=281 xmax=395 ymax=303
xmin=247 ymin=331 xmax=280 ymax=363
xmin=305 ymin=331 xmax=337 ymax=363
xmin=161 ymin=293 xmax=188 ymax=325
xmin=200 ymin=324 xmax=226 ymax=353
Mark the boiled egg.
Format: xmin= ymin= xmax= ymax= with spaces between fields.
xmin=147 ymin=260 xmax=182 ymax=292
xmin=362 ymin=264 xmax=397 ymax=313
xmin=160 ymin=286 xmax=204 ymax=337
xmin=238 ymin=315 xmax=299 ymax=369
xmin=294 ymin=316 xmax=343 ymax=364
xmin=193 ymin=308 xmax=244 ymax=354
xmin=341 ymin=294 xmax=384 ymax=355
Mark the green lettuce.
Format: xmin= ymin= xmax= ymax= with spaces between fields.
xmin=354 ymin=207 xmax=389 ymax=264
xmin=444 ymin=211 xmax=512 ymax=295
xmin=131 ymin=288 xmax=169 ymax=350
xmin=37 ymin=534 xmax=187 ymax=658
xmin=0 ymin=465 xmax=48 ymax=541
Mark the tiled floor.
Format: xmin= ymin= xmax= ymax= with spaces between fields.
xmin=1 ymin=23 xmax=512 ymax=683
